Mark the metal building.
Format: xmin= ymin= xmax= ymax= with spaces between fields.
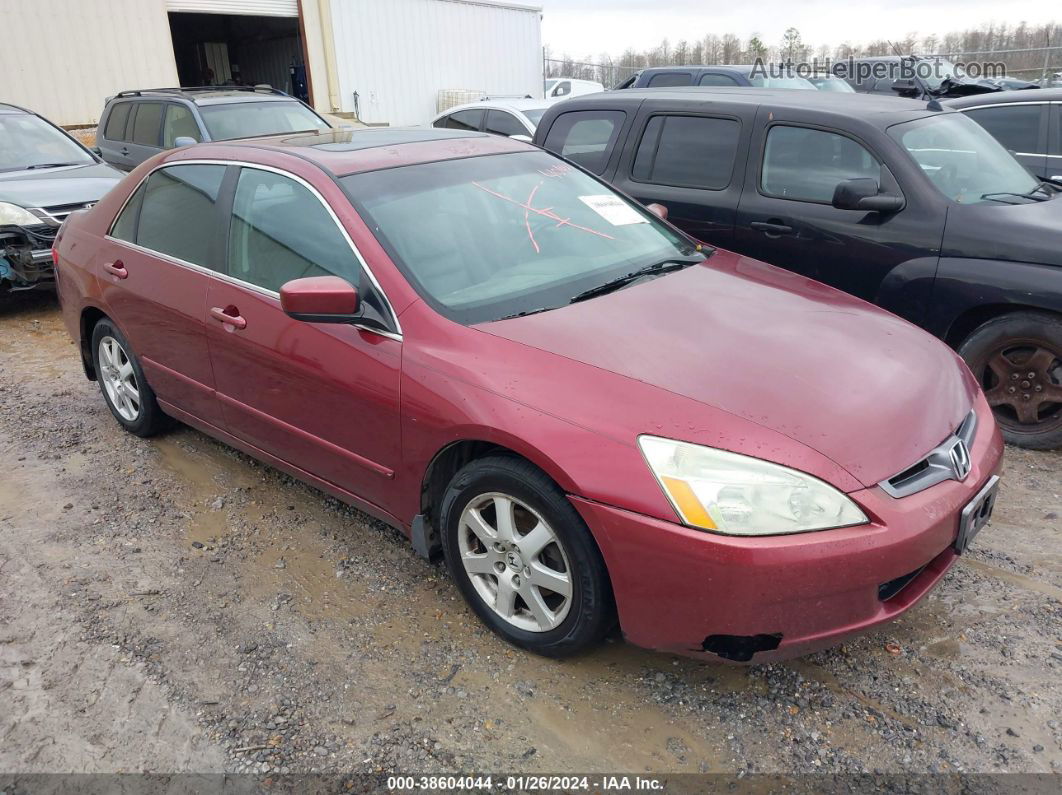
xmin=0 ymin=0 xmax=543 ymax=127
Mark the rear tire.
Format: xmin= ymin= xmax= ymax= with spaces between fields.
xmin=439 ymin=455 xmax=615 ymax=657
xmin=90 ymin=318 xmax=166 ymax=437
xmin=957 ymin=311 xmax=1062 ymax=450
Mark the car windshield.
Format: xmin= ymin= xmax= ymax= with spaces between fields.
xmin=0 ymin=114 xmax=94 ymax=172
xmin=523 ymin=108 xmax=547 ymax=126
xmin=198 ymin=100 xmax=330 ymax=141
xmin=544 ymin=79 xmax=558 ymax=93
xmin=747 ymin=74 xmax=817 ymax=90
xmin=342 ymin=151 xmax=702 ymax=324
xmin=889 ymin=113 xmax=1042 ymax=204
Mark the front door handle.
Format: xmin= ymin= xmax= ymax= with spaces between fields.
xmin=210 ymin=306 xmax=247 ymax=330
xmin=103 ymin=260 xmax=128 ymax=279
xmin=750 ymin=220 xmax=794 ymax=236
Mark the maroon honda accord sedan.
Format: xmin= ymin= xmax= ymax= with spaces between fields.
xmin=52 ymin=128 xmax=1004 ymax=662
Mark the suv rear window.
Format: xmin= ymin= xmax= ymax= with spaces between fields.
xmin=542 ymin=110 xmax=625 ymax=174
xmin=632 ymin=115 xmax=740 ymax=189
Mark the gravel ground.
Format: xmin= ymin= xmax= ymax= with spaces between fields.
xmin=1 ymin=291 xmax=1060 ymax=779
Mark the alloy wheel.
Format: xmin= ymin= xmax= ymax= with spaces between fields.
xmin=457 ymin=492 xmax=573 ymax=633
xmin=98 ymin=336 xmax=141 ymax=422
xmin=981 ymin=339 xmax=1062 ymax=436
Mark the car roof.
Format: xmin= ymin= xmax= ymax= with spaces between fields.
xmin=944 ymin=87 xmax=1062 ymax=108
xmin=187 ymin=126 xmax=533 ymax=177
xmin=551 ymin=86 xmax=943 ymax=121
xmin=0 ymin=103 xmax=31 ymax=115
xmin=110 ymin=86 xmax=297 ymax=106
xmin=438 ymin=98 xmax=552 ymax=115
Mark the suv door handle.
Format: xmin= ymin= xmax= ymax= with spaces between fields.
xmin=210 ymin=306 xmax=247 ymax=330
xmin=103 ymin=260 xmax=128 ymax=279
xmin=119 ymin=147 xmax=129 ymax=155
xmin=750 ymin=221 xmax=794 ymax=236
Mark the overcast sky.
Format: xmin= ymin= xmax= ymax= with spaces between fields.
xmin=540 ymin=0 xmax=1058 ymax=57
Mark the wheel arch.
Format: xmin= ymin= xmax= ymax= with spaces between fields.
xmin=78 ymin=304 xmax=110 ymax=380
xmin=945 ymin=303 xmax=1062 ymax=348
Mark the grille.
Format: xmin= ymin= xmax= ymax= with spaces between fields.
xmin=32 ymin=201 xmax=97 ymax=226
xmin=879 ymin=410 xmax=977 ymax=499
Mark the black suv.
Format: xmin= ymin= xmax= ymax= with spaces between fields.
xmin=534 ymin=88 xmax=1062 ymax=448
xmin=945 ymin=88 xmax=1062 ymax=182
xmin=96 ymin=85 xmax=332 ymax=171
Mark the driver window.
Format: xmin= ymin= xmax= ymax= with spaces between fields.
xmin=761 ymin=126 xmax=881 ymax=202
xmin=227 ymin=168 xmax=360 ymax=293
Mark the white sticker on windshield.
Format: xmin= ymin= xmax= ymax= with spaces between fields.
xmin=578 ymin=195 xmax=648 ymax=226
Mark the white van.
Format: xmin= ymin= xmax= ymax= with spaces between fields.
xmin=544 ymin=78 xmax=604 ymax=99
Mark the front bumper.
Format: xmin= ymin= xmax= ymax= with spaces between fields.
xmin=573 ymin=396 xmax=1005 ymax=663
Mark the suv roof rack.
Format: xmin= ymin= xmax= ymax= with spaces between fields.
xmin=113 ymin=84 xmax=288 ymax=99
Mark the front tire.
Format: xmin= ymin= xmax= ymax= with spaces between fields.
xmin=958 ymin=311 xmax=1062 ymax=449
xmin=440 ymin=456 xmax=614 ymax=657
xmin=90 ymin=318 xmax=165 ymax=437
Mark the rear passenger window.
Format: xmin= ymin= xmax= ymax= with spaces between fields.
xmin=104 ymin=103 xmax=131 ymax=141
xmin=162 ymin=104 xmax=201 ymax=148
xmin=444 ymin=109 xmax=484 ymax=131
xmin=542 ymin=110 xmax=625 ymax=174
xmin=130 ymin=103 xmax=164 ymax=147
xmin=136 ymin=164 xmax=226 ymax=267
xmin=632 ymin=115 xmax=740 ymax=189
xmin=647 ymin=72 xmax=692 ymax=88
xmin=965 ymin=105 xmax=1042 ymax=154
xmin=761 ymin=126 xmax=881 ymax=203
xmin=228 ymin=168 xmax=360 ymax=293
xmin=698 ymin=74 xmax=739 ymax=87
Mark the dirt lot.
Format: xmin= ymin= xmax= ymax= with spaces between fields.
xmin=1 ymin=291 xmax=1060 ymax=779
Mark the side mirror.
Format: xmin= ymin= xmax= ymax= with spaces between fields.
xmin=173 ymin=136 xmax=198 ymax=148
xmin=832 ymin=178 xmax=904 ymax=213
xmin=280 ymin=276 xmax=360 ymax=323
xmin=890 ymin=78 xmax=920 ymax=97
xmin=509 ymin=134 xmax=533 ymax=143
xmin=646 ymin=202 xmax=668 ymax=220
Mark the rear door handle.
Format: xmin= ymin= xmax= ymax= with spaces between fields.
xmin=103 ymin=260 xmax=128 ymax=279
xmin=120 ymin=147 xmax=129 ymax=155
xmin=210 ymin=306 xmax=247 ymax=330
xmin=750 ymin=221 xmax=794 ymax=236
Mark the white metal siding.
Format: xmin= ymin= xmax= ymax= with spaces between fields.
xmin=165 ymin=0 xmax=298 ymax=16
xmin=329 ymin=0 xmax=543 ymax=126
xmin=0 ymin=0 xmax=179 ymax=127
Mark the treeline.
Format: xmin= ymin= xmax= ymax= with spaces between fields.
xmin=545 ymin=21 xmax=1062 ymax=86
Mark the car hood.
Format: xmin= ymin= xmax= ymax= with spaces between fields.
xmin=480 ymin=250 xmax=977 ymax=488
xmin=0 ymin=162 xmax=123 ymax=209
xmin=943 ymin=195 xmax=1062 ymax=267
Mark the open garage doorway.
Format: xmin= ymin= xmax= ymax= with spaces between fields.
xmin=168 ymin=12 xmax=310 ymax=101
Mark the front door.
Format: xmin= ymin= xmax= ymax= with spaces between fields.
xmin=734 ymin=115 xmax=941 ymax=324
xmin=100 ymin=163 xmax=227 ymax=423
xmin=206 ymin=165 xmax=402 ymax=512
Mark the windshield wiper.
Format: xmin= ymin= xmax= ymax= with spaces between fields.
xmin=494 ymin=306 xmax=556 ymax=322
xmin=25 ymin=162 xmax=82 ymax=170
xmin=982 ymin=181 xmax=1054 ymax=204
xmin=569 ymin=257 xmax=702 ymax=305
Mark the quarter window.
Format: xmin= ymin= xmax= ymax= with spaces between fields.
xmin=632 ymin=115 xmax=740 ymax=189
xmin=761 ymin=126 xmax=881 ymax=203
xmin=104 ymin=103 xmax=132 ymax=141
xmin=542 ymin=110 xmax=625 ymax=174
xmin=110 ymin=185 xmax=144 ymax=243
xmin=698 ymin=73 xmax=739 ymax=87
xmin=130 ymin=103 xmax=164 ymax=147
xmin=135 ymin=165 xmax=226 ymax=267
xmin=162 ymin=104 xmax=201 ymax=148
xmin=646 ymin=72 xmax=692 ymax=88
xmin=965 ymin=105 xmax=1043 ymax=155
xmin=227 ymin=168 xmax=359 ymax=293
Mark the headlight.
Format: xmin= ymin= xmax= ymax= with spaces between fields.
xmin=0 ymin=202 xmax=42 ymax=227
xmin=638 ymin=435 xmax=868 ymax=536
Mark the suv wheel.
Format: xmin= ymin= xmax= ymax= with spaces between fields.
xmin=958 ymin=311 xmax=1062 ymax=449
xmin=439 ymin=456 xmax=615 ymax=657
xmin=90 ymin=319 xmax=166 ymax=437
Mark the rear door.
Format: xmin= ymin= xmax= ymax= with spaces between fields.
xmin=100 ymin=163 xmax=226 ymax=423
xmin=205 ymin=164 xmax=402 ymax=510
xmin=609 ymin=104 xmax=750 ymax=246
xmin=963 ymin=103 xmax=1048 ymax=179
xmin=733 ymin=111 xmax=942 ymax=322
xmin=125 ymin=102 xmax=166 ymax=167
